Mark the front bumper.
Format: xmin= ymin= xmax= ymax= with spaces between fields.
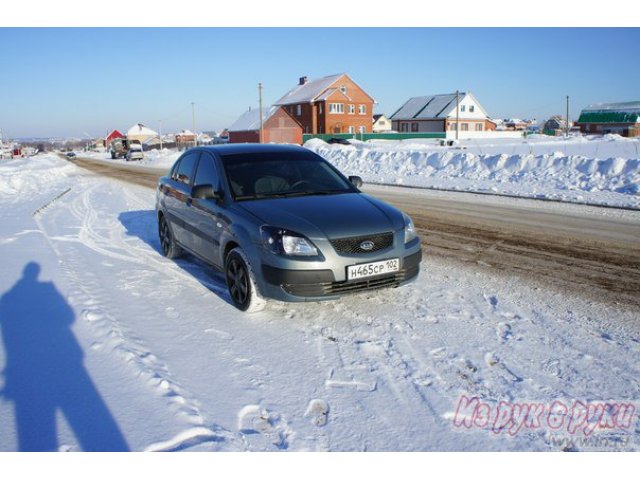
xmin=259 ymin=249 xmax=422 ymax=302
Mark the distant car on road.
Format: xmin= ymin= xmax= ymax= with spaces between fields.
xmin=126 ymin=145 xmax=144 ymax=162
xmin=65 ymin=152 xmax=76 ymax=157
xmin=327 ymin=137 xmax=351 ymax=145
xmin=156 ymin=144 xmax=421 ymax=312
xmin=110 ymin=138 xmax=143 ymax=160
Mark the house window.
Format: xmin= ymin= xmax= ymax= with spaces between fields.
xmin=460 ymin=105 xmax=466 ymax=112
xmin=461 ymin=123 xmax=469 ymax=131
xmin=411 ymin=123 xmax=419 ymax=132
xmin=340 ymin=85 xmax=347 ymax=95
xmin=359 ymin=126 xmax=365 ymax=134
xmin=450 ymin=122 xmax=457 ymax=131
xmin=469 ymin=105 xmax=475 ymax=112
xmin=348 ymin=126 xmax=355 ymax=134
xmin=329 ymin=103 xmax=344 ymax=114
xmin=296 ymin=105 xmax=302 ymax=116
xmin=319 ymin=103 xmax=323 ymax=114
xmin=401 ymin=123 xmax=409 ymax=132
xmin=348 ymin=104 xmax=355 ymax=114
xmin=358 ymin=104 xmax=367 ymax=115
xmin=475 ymin=123 xmax=483 ymax=131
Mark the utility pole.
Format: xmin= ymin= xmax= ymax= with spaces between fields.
xmin=455 ymin=90 xmax=460 ymax=141
xmin=159 ymin=120 xmax=163 ymax=150
xmin=191 ymin=102 xmax=196 ymax=146
xmin=258 ymin=83 xmax=264 ymax=144
xmin=565 ymin=95 xmax=570 ymax=137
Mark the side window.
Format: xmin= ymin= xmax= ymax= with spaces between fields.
xmin=175 ymin=152 xmax=199 ymax=185
xmin=193 ymin=154 xmax=219 ymax=187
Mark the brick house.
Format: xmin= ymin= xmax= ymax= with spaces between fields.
xmin=228 ymin=106 xmax=303 ymax=144
xmin=575 ymin=101 xmax=640 ymax=137
xmin=390 ymin=92 xmax=496 ymax=134
xmin=274 ymin=73 xmax=375 ymax=135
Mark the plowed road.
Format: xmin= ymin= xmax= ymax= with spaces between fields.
xmin=65 ymin=155 xmax=640 ymax=308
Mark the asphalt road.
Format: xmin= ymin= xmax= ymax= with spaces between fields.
xmin=64 ymin=155 xmax=640 ymax=307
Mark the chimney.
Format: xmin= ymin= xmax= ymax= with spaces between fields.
xmin=299 ymin=76 xmax=308 ymax=85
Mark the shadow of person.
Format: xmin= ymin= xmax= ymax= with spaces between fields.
xmin=0 ymin=262 xmax=129 ymax=451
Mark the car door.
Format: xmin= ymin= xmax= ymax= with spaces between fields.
xmin=186 ymin=152 xmax=224 ymax=266
xmin=163 ymin=150 xmax=200 ymax=250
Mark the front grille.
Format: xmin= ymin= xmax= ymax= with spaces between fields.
xmin=282 ymin=266 xmax=419 ymax=298
xmin=330 ymin=232 xmax=393 ymax=255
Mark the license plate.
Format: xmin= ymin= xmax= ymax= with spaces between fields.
xmin=347 ymin=258 xmax=400 ymax=281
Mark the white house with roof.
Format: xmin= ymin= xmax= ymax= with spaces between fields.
xmin=389 ymin=92 xmax=497 ymax=138
xmin=126 ymin=123 xmax=159 ymax=144
xmin=372 ymin=114 xmax=393 ymax=133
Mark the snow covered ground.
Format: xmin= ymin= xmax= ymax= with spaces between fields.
xmin=84 ymin=134 xmax=640 ymax=209
xmin=0 ymin=154 xmax=638 ymax=451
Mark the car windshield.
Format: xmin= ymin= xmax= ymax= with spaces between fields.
xmin=221 ymin=151 xmax=357 ymax=200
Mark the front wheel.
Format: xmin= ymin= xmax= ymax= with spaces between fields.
xmin=225 ymin=247 xmax=266 ymax=312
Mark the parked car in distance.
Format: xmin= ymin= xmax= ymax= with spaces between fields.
xmin=156 ymin=144 xmax=421 ymax=312
xmin=126 ymin=144 xmax=144 ymax=161
xmin=213 ymin=135 xmax=229 ymax=144
xmin=65 ymin=152 xmax=76 ymax=157
xmin=327 ymin=137 xmax=351 ymax=145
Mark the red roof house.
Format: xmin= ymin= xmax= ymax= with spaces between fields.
xmin=105 ymin=129 xmax=125 ymax=146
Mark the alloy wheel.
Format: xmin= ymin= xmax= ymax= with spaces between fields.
xmin=226 ymin=257 xmax=249 ymax=306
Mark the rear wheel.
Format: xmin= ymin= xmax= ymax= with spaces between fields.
xmin=225 ymin=247 xmax=266 ymax=312
xmin=158 ymin=214 xmax=182 ymax=259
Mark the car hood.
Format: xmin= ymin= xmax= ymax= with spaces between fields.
xmin=237 ymin=193 xmax=404 ymax=240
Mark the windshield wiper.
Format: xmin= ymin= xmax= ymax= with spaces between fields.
xmin=235 ymin=190 xmax=348 ymax=201
xmin=281 ymin=190 xmax=347 ymax=197
xmin=235 ymin=192 xmax=294 ymax=201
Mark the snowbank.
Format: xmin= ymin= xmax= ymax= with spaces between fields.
xmin=81 ymin=148 xmax=180 ymax=168
xmin=305 ymin=136 xmax=640 ymax=208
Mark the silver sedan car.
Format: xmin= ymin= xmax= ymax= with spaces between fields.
xmin=156 ymin=144 xmax=421 ymax=312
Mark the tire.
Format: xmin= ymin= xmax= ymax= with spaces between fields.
xmin=158 ymin=214 xmax=182 ymax=259
xmin=225 ymin=247 xmax=266 ymax=313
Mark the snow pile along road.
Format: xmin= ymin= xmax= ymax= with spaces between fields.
xmin=305 ymin=136 xmax=640 ymax=208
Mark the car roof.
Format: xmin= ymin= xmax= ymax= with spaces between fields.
xmin=195 ymin=144 xmax=309 ymax=157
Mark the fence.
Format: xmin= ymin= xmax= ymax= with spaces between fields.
xmin=302 ymin=132 xmax=446 ymax=143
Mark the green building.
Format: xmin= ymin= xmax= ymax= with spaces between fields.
xmin=576 ymin=101 xmax=640 ymax=137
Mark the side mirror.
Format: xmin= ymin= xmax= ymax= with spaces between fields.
xmin=191 ymin=184 xmax=221 ymax=200
xmin=348 ymin=175 xmax=363 ymax=188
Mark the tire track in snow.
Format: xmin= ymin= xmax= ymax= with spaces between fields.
xmin=34 ymin=179 xmax=244 ymax=451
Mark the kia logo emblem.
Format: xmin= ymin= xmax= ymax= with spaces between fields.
xmin=360 ymin=240 xmax=375 ymax=251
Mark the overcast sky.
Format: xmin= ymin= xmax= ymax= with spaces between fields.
xmin=1 ymin=27 xmax=638 ymax=138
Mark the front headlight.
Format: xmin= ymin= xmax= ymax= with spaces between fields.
xmin=261 ymin=226 xmax=319 ymax=257
xmin=403 ymin=214 xmax=418 ymax=244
